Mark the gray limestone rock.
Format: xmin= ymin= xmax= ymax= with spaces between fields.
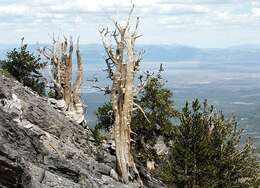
xmin=0 ymin=75 xmax=165 ymax=188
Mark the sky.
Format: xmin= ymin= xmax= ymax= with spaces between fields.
xmin=0 ymin=0 xmax=260 ymax=48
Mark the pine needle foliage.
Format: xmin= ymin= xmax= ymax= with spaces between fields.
xmin=0 ymin=41 xmax=46 ymax=95
xmin=132 ymin=74 xmax=176 ymax=164
xmin=160 ymin=99 xmax=260 ymax=188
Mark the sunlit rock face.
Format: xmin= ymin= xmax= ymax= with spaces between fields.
xmin=48 ymin=98 xmax=85 ymax=125
xmin=0 ymin=75 xmax=165 ymax=188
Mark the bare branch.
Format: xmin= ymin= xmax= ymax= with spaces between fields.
xmin=132 ymin=17 xmax=140 ymax=38
xmin=47 ymin=64 xmax=63 ymax=96
xmin=93 ymin=85 xmax=111 ymax=95
xmin=134 ymin=49 xmax=145 ymax=71
xmin=39 ymin=47 xmax=53 ymax=60
xmin=88 ymin=77 xmax=111 ymax=95
xmin=130 ymin=129 xmax=137 ymax=135
xmin=69 ymin=36 xmax=73 ymax=56
xmin=99 ymin=28 xmax=105 ymax=34
xmin=112 ymin=19 xmax=122 ymax=33
xmin=134 ymin=71 xmax=152 ymax=95
xmin=125 ymin=4 xmax=135 ymax=30
xmin=134 ymin=34 xmax=142 ymax=40
xmin=112 ymin=30 xmax=120 ymax=45
xmin=133 ymin=102 xmax=150 ymax=123
xmin=100 ymin=29 xmax=118 ymax=65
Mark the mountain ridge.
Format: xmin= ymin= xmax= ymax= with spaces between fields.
xmin=1 ymin=43 xmax=260 ymax=63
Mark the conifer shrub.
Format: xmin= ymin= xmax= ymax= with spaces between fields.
xmin=160 ymin=99 xmax=260 ymax=187
xmin=131 ymin=74 xmax=176 ymax=164
xmin=92 ymin=102 xmax=113 ymax=146
xmin=0 ymin=41 xmax=46 ymax=96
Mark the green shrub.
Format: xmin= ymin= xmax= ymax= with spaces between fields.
xmin=132 ymin=75 xmax=176 ymax=164
xmin=93 ymin=102 xmax=113 ymax=146
xmin=160 ymin=99 xmax=260 ymax=188
xmin=0 ymin=41 xmax=46 ymax=96
xmin=0 ymin=68 xmax=11 ymax=77
xmin=96 ymin=102 xmax=113 ymax=132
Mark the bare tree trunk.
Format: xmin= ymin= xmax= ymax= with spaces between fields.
xmin=40 ymin=36 xmax=85 ymax=124
xmin=100 ymin=5 xmax=144 ymax=185
xmin=64 ymin=55 xmax=72 ymax=109
xmin=73 ymin=38 xmax=83 ymax=104
xmin=71 ymin=39 xmax=84 ymax=123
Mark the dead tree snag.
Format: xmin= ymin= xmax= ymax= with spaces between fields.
xmin=40 ymin=36 xmax=85 ymax=124
xmin=99 ymin=5 xmax=145 ymax=185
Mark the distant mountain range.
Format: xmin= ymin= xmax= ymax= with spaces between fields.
xmin=1 ymin=43 xmax=260 ymax=64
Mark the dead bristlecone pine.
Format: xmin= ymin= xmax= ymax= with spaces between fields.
xmin=40 ymin=36 xmax=85 ymax=124
xmin=99 ymin=5 xmax=152 ymax=186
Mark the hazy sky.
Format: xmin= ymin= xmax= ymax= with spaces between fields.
xmin=0 ymin=0 xmax=260 ymax=48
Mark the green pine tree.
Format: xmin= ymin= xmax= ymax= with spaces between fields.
xmin=0 ymin=40 xmax=46 ymax=95
xmin=132 ymin=74 xmax=176 ymax=164
xmin=92 ymin=102 xmax=113 ymax=145
xmin=160 ymin=99 xmax=260 ymax=188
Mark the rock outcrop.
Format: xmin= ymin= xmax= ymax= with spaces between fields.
xmin=0 ymin=75 xmax=164 ymax=188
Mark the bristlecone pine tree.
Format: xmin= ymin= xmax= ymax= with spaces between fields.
xmin=160 ymin=99 xmax=260 ymax=188
xmin=40 ymin=36 xmax=84 ymax=124
xmin=99 ymin=5 xmax=146 ymax=184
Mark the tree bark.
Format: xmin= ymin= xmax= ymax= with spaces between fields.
xmin=41 ymin=36 xmax=85 ymax=124
xmin=100 ymin=5 xmax=144 ymax=185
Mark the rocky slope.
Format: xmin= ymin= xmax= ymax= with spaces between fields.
xmin=0 ymin=75 xmax=164 ymax=188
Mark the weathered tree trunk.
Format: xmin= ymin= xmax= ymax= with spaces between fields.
xmin=64 ymin=55 xmax=73 ymax=108
xmin=100 ymin=5 xmax=144 ymax=185
xmin=111 ymin=63 xmax=134 ymax=183
xmin=41 ymin=36 xmax=85 ymax=124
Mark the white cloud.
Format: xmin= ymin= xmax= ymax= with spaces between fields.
xmin=142 ymin=3 xmax=210 ymax=15
xmin=252 ymin=8 xmax=260 ymax=17
xmin=0 ymin=0 xmax=260 ymax=47
xmin=0 ymin=4 xmax=29 ymax=15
